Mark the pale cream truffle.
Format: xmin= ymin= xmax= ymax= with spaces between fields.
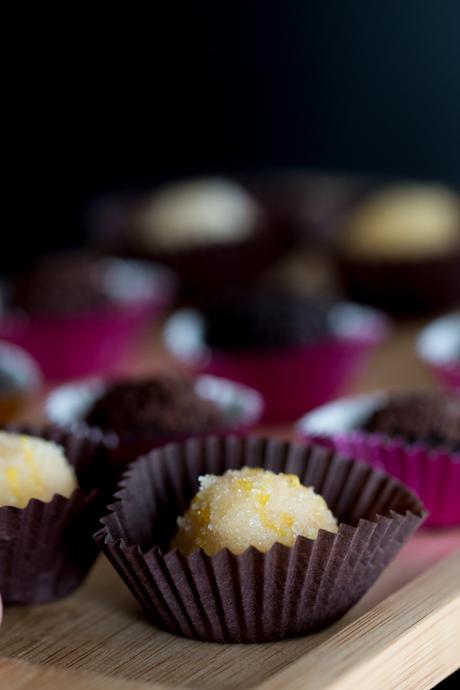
xmin=0 ymin=432 xmax=78 ymax=508
xmin=343 ymin=185 xmax=460 ymax=260
xmin=172 ymin=467 xmax=338 ymax=556
xmin=136 ymin=178 xmax=261 ymax=251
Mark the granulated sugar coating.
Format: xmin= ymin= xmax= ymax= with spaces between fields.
xmin=172 ymin=467 xmax=338 ymax=556
xmin=0 ymin=432 xmax=77 ymax=508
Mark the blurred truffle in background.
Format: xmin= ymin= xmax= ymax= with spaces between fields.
xmin=87 ymin=176 xmax=298 ymax=304
xmin=334 ymin=183 xmax=460 ymax=312
xmin=164 ymin=290 xmax=389 ymax=423
xmin=135 ymin=178 xmax=261 ymax=252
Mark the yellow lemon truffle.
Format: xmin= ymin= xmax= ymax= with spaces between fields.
xmin=0 ymin=432 xmax=78 ymax=508
xmin=172 ymin=467 xmax=338 ymax=556
xmin=343 ymin=185 xmax=460 ymax=260
xmin=137 ymin=178 xmax=261 ymax=251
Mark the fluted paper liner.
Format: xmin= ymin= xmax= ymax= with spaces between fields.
xmin=0 ymin=425 xmax=114 ymax=604
xmin=305 ymin=431 xmax=460 ymax=528
xmin=297 ymin=393 xmax=460 ymax=527
xmin=94 ymin=436 xmax=425 ymax=642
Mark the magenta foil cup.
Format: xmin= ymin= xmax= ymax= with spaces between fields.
xmin=94 ymin=436 xmax=425 ymax=643
xmin=45 ymin=374 xmax=264 ymax=476
xmin=417 ymin=312 xmax=460 ymax=390
xmin=297 ymin=393 xmax=460 ymax=527
xmin=164 ymin=303 xmax=390 ymax=424
xmin=0 ymin=259 xmax=176 ymax=380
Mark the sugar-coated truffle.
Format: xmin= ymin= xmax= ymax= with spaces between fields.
xmin=84 ymin=375 xmax=224 ymax=437
xmin=172 ymin=467 xmax=338 ymax=556
xmin=0 ymin=432 xmax=78 ymax=508
xmin=342 ymin=185 xmax=460 ymax=260
xmin=364 ymin=391 xmax=460 ymax=450
xmin=136 ymin=178 xmax=261 ymax=251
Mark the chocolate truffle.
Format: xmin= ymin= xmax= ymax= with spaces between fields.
xmin=364 ymin=391 xmax=460 ymax=451
xmin=342 ymin=185 xmax=460 ymax=261
xmin=172 ymin=467 xmax=338 ymax=556
xmin=0 ymin=432 xmax=77 ymax=508
xmin=136 ymin=178 xmax=262 ymax=251
xmin=84 ymin=375 xmax=224 ymax=437
xmin=203 ymin=292 xmax=332 ymax=351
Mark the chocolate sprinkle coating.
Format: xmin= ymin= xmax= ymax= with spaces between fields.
xmin=203 ymin=292 xmax=332 ymax=351
xmin=84 ymin=376 xmax=224 ymax=437
xmin=364 ymin=391 xmax=460 ymax=451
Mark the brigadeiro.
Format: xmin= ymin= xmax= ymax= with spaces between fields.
xmin=84 ymin=376 xmax=225 ymax=437
xmin=171 ymin=466 xmax=338 ymax=556
xmin=298 ymin=390 xmax=460 ymax=527
xmin=95 ymin=436 xmax=425 ymax=643
xmin=203 ymin=292 xmax=332 ymax=351
xmin=45 ymin=373 xmax=264 ymax=478
xmin=334 ymin=184 xmax=460 ymax=312
xmin=165 ymin=291 xmax=389 ymax=423
xmin=363 ymin=391 xmax=460 ymax=451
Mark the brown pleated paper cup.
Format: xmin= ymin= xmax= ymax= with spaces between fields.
xmin=0 ymin=425 xmax=114 ymax=604
xmin=94 ymin=436 xmax=426 ymax=643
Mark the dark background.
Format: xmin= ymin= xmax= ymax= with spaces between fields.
xmin=9 ymin=1 xmax=460 ymax=264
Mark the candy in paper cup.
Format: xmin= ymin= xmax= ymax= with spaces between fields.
xmin=417 ymin=312 xmax=460 ymax=390
xmin=94 ymin=436 xmax=425 ymax=643
xmin=297 ymin=394 xmax=460 ymax=527
xmin=0 ymin=259 xmax=176 ymax=380
xmin=45 ymin=374 xmax=264 ymax=476
xmin=0 ymin=425 xmax=114 ymax=604
xmin=87 ymin=189 xmax=296 ymax=305
xmin=164 ymin=303 xmax=390 ymax=424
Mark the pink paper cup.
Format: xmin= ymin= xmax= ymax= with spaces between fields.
xmin=297 ymin=394 xmax=460 ymax=527
xmin=45 ymin=374 xmax=264 ymax=481
xmin=164 ymin=303 xmax=390 ymax=424
xmin=0 ymin=259 xmax=176 ymax=380
xmin=416 ymin=312 xmax=460 ymax=390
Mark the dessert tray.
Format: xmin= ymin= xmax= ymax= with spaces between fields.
xmin=2 ymin=524 xmax=460 ymax=690
xmin=2 ymin=319 xmax=460 ymax=690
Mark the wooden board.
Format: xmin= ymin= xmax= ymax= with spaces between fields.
xmin=2 ymin=315 xmax=460 ymax=690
